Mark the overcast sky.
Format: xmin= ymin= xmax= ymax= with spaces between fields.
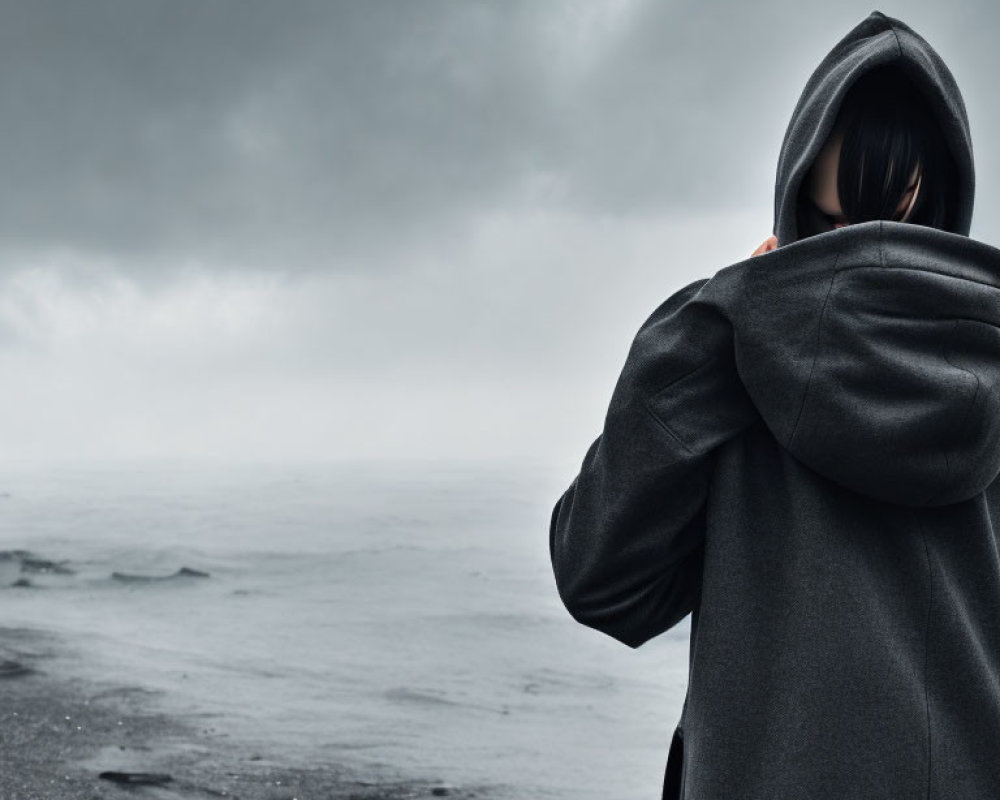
xmin=1 ymin=0 xmax=998 ymax=467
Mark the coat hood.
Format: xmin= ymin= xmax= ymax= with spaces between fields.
xmin=772 ymin=10 xmax=975 ymax=247
xmin=698 ymin=220 xmax=1000 ymax=507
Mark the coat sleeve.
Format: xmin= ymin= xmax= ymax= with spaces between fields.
xmin=549 ymin=276 xmax=759 ymax=648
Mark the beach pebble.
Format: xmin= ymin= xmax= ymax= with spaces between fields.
xmin=0 ymin=660 xmax=33 ymax=679
xmin=98 ymin=771 xmax=173 ymax=785
xmin=20 ymin=557 xmax=75 ymax=575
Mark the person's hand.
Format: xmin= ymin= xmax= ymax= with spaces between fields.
xmin=751 ymin=235 xmax=778 ymax=257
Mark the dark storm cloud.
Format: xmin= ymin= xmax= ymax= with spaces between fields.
xmin=0 ymin=0 xmax=993 ymax=275
xmin=0 ymin=1 xmax=552 ymax=270
xmin=0 ymin=0 xmax=809 ymax=274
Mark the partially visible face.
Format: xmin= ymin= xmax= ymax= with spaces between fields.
xmin=804 ymin=125 xmax=922 ymax=230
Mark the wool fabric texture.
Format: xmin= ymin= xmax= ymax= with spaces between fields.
xmin=549 ymin=10 xmax=1000 ymax=799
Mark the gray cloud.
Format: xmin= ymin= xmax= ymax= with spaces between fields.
xmin=0 ymin=1 xmax=572 ymax=272
xmin=0 ymin=0 xmax=995 ymax=277
xmin=0 ymin=0 xmax=886 ymax=275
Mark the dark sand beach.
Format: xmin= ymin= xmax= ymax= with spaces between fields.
xmin=0 ymin=626 xmax=492 ymax=800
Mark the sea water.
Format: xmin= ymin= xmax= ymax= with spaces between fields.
xmin=0 ymin=458 xmax=692 ymax=800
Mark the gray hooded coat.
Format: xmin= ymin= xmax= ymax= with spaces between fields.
xmin=549 ymin=10 xmax=1000 ymax=799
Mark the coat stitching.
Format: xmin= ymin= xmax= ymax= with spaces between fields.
xmin=888 ymin=20 xmax=904 ymax=59
xmin=915 ymin=511 xmax=934 ymax=800
xmin=644 ymin=357 xmax=719 ymax=456
xmin=928 ymin=319 xmax=983 ymax=505
xmin=788 ymin=252 xmax=841 ymax=449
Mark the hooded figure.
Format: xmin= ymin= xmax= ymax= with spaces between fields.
xmin=549 ymin=11 xmax=1000 ymax=799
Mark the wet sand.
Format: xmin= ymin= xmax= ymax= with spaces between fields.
xmin=0 ymin=626 xmax=494 ymax=800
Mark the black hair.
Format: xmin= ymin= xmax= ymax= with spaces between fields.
xmin=796 ymin=64 xmax=959 ymax=239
